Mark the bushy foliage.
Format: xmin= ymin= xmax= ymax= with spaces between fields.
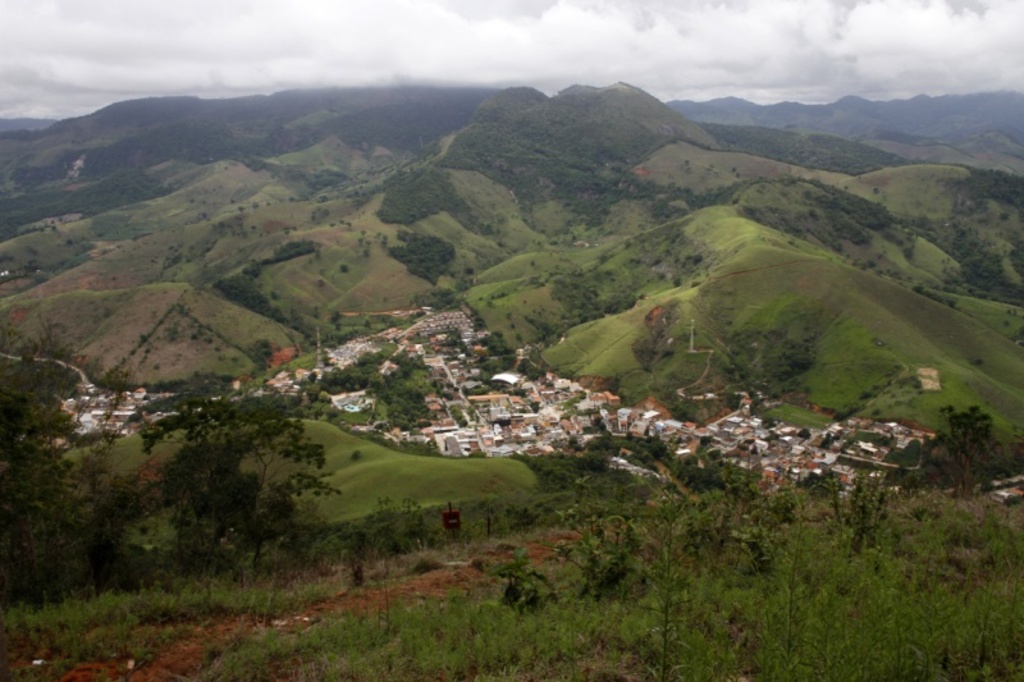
xmin=387 ymin=230 xmax=455 ymax=283
xmin=261 ymin=240 xmax=318 ymax=265
xmin=141 ymin=398 xmax=334 ymax=573
xmin=955 ymin=167 xmax=1024 ymax=213
xmin=550 ymin=269 xmax=639 ymax=330
xmin=377 ymin=168 xmax=468 ymax=225
xmin=740 ymin=177 xmax=896 ymax=249
xmin=0 ymin=171 xmax=167 ymax=239
xmin=440 ymin=88 xmax=702 ymax=228
xmin=704 ymin=122 xmax=907 ymax=174
xmin=213 ymin=274 xmax=287 ymax=323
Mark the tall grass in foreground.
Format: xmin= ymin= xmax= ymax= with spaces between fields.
xmin=10 ymin=491 xmax=1024 ymax=680
xmin=8 ymin=578 xmax=336 ymax=675
xmin=201 ymin=493 xmax=1024 ymax=680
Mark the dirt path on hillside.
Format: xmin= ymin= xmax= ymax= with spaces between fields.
xmin=680 ymin=349 xmax=715 ymax=392
xmin=48 ymin=534 xmax=574 ymax=682
xmin=338 ymin=308 xmax=420 ymax=317
xmin=704 ymin=259 xmax=810 ymax=283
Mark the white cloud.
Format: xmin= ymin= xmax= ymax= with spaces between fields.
xmin=0 ymin=0 xmax=1021 ymax=118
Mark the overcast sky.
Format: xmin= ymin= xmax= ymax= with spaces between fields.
xmin=1 ymin=0 xmax=1022 ymax=119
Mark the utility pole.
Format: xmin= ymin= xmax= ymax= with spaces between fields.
xmin=689 ymin=319 xmax=695 ymax=353
xmin=315 ymin=327 xmax=324 ymax=371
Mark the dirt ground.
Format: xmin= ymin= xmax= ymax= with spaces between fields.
xmin=918 ymin=367 xmax=941 ymax=391
xmin=48 ymin=535 xmax=573 ymax=682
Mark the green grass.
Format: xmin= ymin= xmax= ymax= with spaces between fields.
xmin=640 ymin=140 xmax=849 ymax=193
xmin=447 ymin=168 xmax=548 ymax=253
xmin=843 ymin=164 xmax=968 ymax=221
xmin=949 ymin=296 xmax=1024 ymax=341
xmin=531 ymin=205 xmax=1024 ymax=429
xmin=105 ymin=421 xmax=536 ymax=523
xmin=304 ymin=422 xmax=536 ymax=520
xmin=764 ymin=404 xmax=834 ymax=429
xmin=544 ymin=308 xmax=645 ymax=377
xmin=15 ymin=491 xmax=1024 ymax=681
xmin=908 ymin=235 xmax=957 ymax=282
xmin=2 ymin=282 xmax=300 ymax=383
xmin=467 ymin=282 xmax=562 ymax=344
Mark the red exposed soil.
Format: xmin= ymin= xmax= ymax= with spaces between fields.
xmin=268 ymin=345 xmax=299 ymax=368
xmin=632 ymin=166 xmax=652 ymax=177
xmin=576 ymin=375 xmax=614 ymax=392
xmin=37 ymin=534 xmax=575 ymax=682
xmin=58 ymin=662 xmax=121 ymax=681
xmin=633 ymin=396 xmax=672 ymax=420
xmin=7 ymin=307 xmax=29 ymax=325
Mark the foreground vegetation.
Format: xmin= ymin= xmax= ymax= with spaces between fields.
xmin=8 ymin=481 xmax=1024 ymax=680
xmin=4 ymin=340 xmax=1024 ymax=680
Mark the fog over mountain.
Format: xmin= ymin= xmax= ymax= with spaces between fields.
xmin=2 ymin=0 xmax=1022 ymax=118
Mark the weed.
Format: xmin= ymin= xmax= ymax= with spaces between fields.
xmin=490 ymin=547 xmax=554 ymax=612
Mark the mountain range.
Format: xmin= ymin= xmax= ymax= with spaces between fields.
xmin=0 ymin=117 xmax=56 ymax=133
xmin=3 ymin=84 xmax=1024 ymax=435
xmin=670 ymin=91 xmax=1024 ymax=174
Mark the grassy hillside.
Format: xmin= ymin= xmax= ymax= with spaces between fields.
xmin=11 ymin=486 xmax=1024 ymax=681
xmin=638 ymin=140 xmax=850 ymax=193
xmin=106 ymin=420 xmax=536 ymax=521
xmin=2 ymin=283 xmax=300 ymax=382
xmin=302 ymin=422 xmax=536 ymax=520
xmin=540 ymin=207 xmax=1024 ymax=433
xmin=8 ymin=83 xmax=1024 ymax=427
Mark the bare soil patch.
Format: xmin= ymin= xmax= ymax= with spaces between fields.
xmin=268 ymin=345 xmax=299 ymax=368
xmin=36 ymin=533 xmax=573 ymax=681
xmin=918 ymin=367 xmax=941 ymax=391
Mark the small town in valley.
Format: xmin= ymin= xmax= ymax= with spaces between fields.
xmin=61 ymin=308 xmax=1019 ymax=502
xmin=61 ymin=307 xmax=966 ymax=499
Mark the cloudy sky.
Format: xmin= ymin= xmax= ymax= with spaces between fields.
xmin=1 ymin=0 xmax=1022 ymax=119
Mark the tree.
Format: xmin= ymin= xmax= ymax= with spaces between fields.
xmin=0 ymin=461 xmax=9 ymax=682
xmin=633 ymin=302 xmax=679 ymax=372
xmin=0 ymin=354 xmax=81 ymax=604
xmin=938 ymin=405 xmax=993 ymax=497
xmin=142 ymin=399 xmax=334 ymax=573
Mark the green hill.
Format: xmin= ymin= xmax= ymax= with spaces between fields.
xmin=540 ymin=206 xmax=1024 ymax=434
xmin=7 ymin=83 xmax=1024 ymax=429
xmin=106 ymin=420 xmax=536 ymax=521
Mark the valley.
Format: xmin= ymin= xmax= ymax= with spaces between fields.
xmin=6 ymin=83 xmax=1024 ymax=681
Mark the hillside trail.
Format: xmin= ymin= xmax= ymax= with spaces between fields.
xmin=50 ymin=533 xmax=573 ymax=682
xmin=703 ymin=258 xmax=810 ymax=283
xmin=338 ymin=308 xmax=419 ymax=317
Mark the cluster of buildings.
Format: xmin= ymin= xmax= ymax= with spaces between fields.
xmin=223 ymin=309 xmax=947 ymax=493
xmin=255 ymin=311 xmax=938 ymax=493
xmin=403 ymin=347 xmax=935 ymax=493
xmin=685 ymin=412 xmax=932 ymax=491
xmin=42 ymin=305 xmax=953 ymax=500
xmin=63 ymin=384 xmax=174 ymax=435
xmin=402 ymin=310 xmax=475 ymax=345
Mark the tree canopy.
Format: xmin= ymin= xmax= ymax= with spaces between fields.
xmin=142 ymin=399 xmax=334 ymax=572
xmin=938 ymin=404 xmax=993 ymax=497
